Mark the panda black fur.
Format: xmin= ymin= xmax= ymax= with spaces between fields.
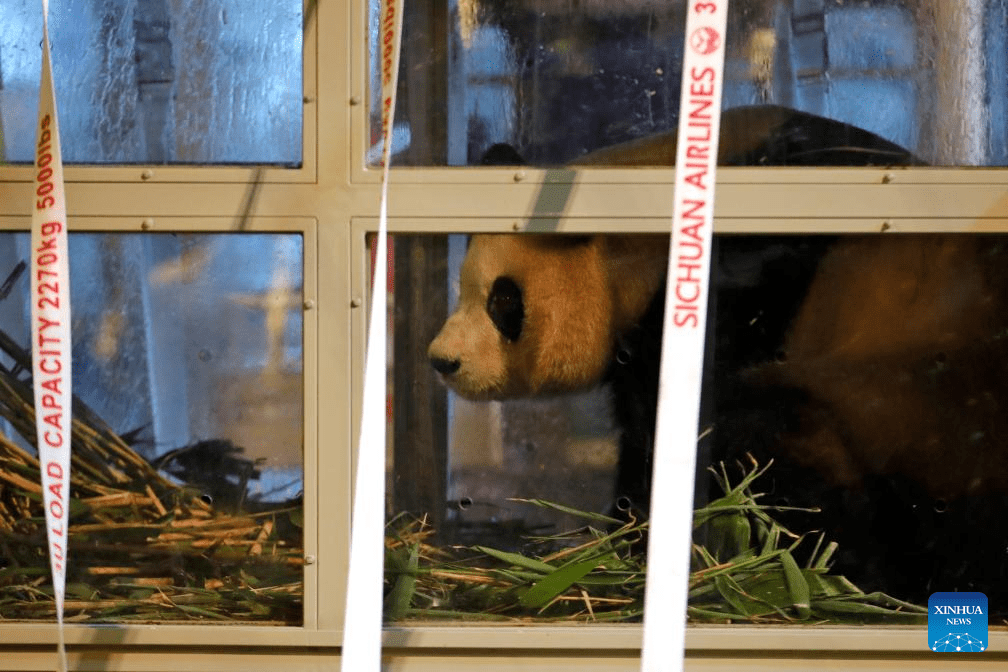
xmin=429 ymin=106 xmax=1008 ymax=607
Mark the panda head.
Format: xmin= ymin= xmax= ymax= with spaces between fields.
xmin=428 ymin=234 xmax=668 ymax=400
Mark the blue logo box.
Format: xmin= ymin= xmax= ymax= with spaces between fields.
xmin=929 ymin=592 xmax=988 ymax=652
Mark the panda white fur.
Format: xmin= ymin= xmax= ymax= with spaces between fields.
xmin=428 ymin=234 xmax=668 ymax=400
xmin=428 ymin=233 xmax=669 ymax=512
xmin=428 ymin=106 xmax=1008 ymax=606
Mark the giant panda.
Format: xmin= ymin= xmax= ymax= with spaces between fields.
xmin=427 ymin=232 xmax=670 ymax=514
xmin=428 ymin=105 xmax=1008 ymax=607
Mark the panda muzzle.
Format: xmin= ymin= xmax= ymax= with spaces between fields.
xmin=430 ymin=356 xmax=461 ymax=376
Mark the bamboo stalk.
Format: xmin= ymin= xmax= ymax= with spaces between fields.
xmin=0 ymin=323 xmax=304 ymax=624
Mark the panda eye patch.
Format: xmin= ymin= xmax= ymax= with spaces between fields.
xmin=487 ymin=276 xmax=524 ymax=342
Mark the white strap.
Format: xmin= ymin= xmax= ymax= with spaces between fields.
xmin=641 ymin=2 xmax=729 ymax=671
xmin=32 ymin=3 xmax=71 ymax=671
xmin=340 ymin=0 xmax=403 ymax=669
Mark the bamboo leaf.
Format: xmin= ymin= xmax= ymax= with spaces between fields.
xmin=474 ymin=546 xmax=556 ymax=574
xmin=519 ymin=556 xmax=604 ymax=609
xmin=511 ymin=499 xmax=623 ymax=525
xmin=713 ymin=574 xmax=750 ymax=616
xmin=385 ymin=543 xmax=419 ymax=620
xmin=780 ymin=550 xmax=811 ymax=619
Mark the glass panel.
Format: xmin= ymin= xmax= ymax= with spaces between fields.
xmin=384 ymin=231 xmax=1008 ymax=625
xmin=0 ymin=0 xmax=302 ymax=165
xmin=0 ymin=232 xmax=303 ymax=624
xmin=370 ymin=0 xmax=1008 ymax=167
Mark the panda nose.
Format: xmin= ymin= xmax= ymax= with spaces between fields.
xmin=430 ymin=356 xmax=461 ymax=375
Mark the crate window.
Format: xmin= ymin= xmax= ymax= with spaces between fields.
xmin=370 ymin=0 xmax=1008 ymax=166
xmin=0 ymin=232 xmax=304 ymax=624
xmin=0 ymin=0 xmax=302 ymax=165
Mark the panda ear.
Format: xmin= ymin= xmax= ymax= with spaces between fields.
xmin=487 ymin=276 xmax=524 ymax=342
